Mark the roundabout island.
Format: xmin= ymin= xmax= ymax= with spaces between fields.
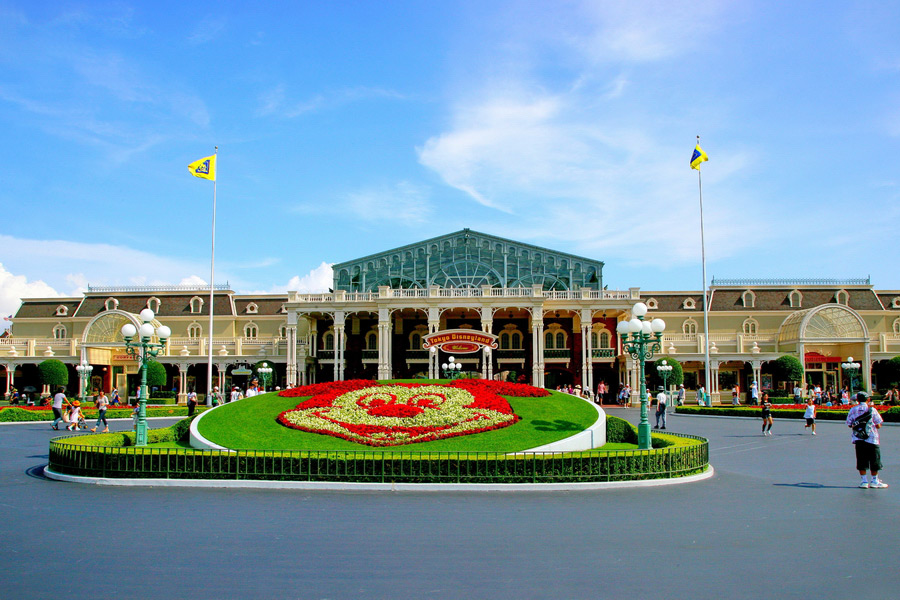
xmin=46 ymin=379 xmax=710 ymax=489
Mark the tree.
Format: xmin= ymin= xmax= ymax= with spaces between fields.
xmin=146 ymin=361 xmax=167 ymax=388
xmin=38 ymin=359 xmax=68 ymax=389
xmin=647 ymin=357 xmax=684 ymax=389
xmin=772 ymin=355 xmax=803 ymax=384
xmin=874 ymin=356 xmax=900 ymax=389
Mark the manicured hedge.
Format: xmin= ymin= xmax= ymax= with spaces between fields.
xmin=675 ymin=405 xmax=900 ymax=422
xmin=47 ymin=414 xmax=709 ymax=483
xmin=0 ymin=406 xmax=207 ymax=422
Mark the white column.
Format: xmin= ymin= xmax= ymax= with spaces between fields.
xmin=334 ymin=311 xmax=346 ymax=381
xmin=863 ymin=343 xmax=872 ymax=392
xmin=481 ymin=308 xmax=493 ymax=380
xmin=709 ymin=359 xmax=721 ymax=403
xmin=428 ymin=307 xmax=440 ymax=379
xmin=286 ymin=323 xmax=298 ymax=388
xmin=378 ymin=308 xmax=391 ymax=380
xmin=580 ymin=309 xmax=592 ymax=392
xmin=178 ymin=364 xmax=188 ymax=404
xmin=531 ymin=308 xmax=544 ymax=388
xmin=4 ymin=364 xmax=13 ymax=396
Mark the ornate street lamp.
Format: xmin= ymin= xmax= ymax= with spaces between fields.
xmin=841 ymin=356 xmax=861 ymax=395
xmin=656 ymin=359 xmax=673 ymax=394
xmin=441 ymin=356 xmax=464 ymax=380
xmin=616 ymin=302 xmax=666 ymax=450
xmin=121 ymin=309 xmax=171 ymax=446
xmin=76 ymin=359 xmax=93 ymax=406
xmin=257 ymin=364 xmax=273 ymax=392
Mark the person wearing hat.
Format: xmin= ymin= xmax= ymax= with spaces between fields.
xmin=230 ymin=386 xmax=242 ymax=403
xmin=654 ymin=385 xmax=668 ymax=430
xmin=750 ymin=380 xmax=759 ymax=405
xmin=245 ymin=378 xmax=260 ymax=398
xmin=209 ymin=386 xmax=222 ymax=407
xmin=847 ymin=392 xmax=887 ymax=489
xmin=187 ymin=388 xmax=197 ymax=416
xmin=676 ymin=384 xmax=685 ymax=406
xmin=65 ymin=400 xmax=82 ymax=431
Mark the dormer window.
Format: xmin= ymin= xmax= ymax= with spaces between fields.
xmin=147 ymin=297 xmax=160 ymax=312
xmin=55 ymin=305 xmax=68 ymax=316
xmin=742 ymin=290 xmax=756 ymax=308
xmin=190 ymin=296 xmax=204 ymax=314
xmin=835 ymin=290 xmax=849 ymax=306
xmin=682 ymin=298 xmax=696 ymax=310
xmin=892 ymin=297 xmax=900 ymax=309
xmin=104 ymin=298 xmax=118 ymax=311
xmin=789 ymin=290 xmax=803 ymax=308
xmin=246 ymin=302 xmax=258 ymax=314
xmin=280 ymin=303 xmax=288 ymax=314
xmin=646 ymin=298 xmax=658 ymax=310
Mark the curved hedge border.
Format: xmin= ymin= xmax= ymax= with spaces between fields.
xmin=0 ymin=406 xmax=208 ymax=422
xmin=675 ymin=405 xmax=900 ymax=421
xmin=47 ymin=416 xmax=709 ymax=484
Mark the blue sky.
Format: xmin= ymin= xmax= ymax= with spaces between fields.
xmin=2 ymin=1 xmax=900 ymax=328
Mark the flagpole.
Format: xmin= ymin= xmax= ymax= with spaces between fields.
xmin=697 ymin=135 xmax=712 ymax=404
xmin=207 ymin=146 xmax=217 ymax=404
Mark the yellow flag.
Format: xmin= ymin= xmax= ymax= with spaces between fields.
xmin=690 ymin=144 xmax=708 ymax=170
xmin=188 ymin=154 xmax=216 ymax=181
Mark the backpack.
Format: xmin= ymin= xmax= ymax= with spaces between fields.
xmin=851 ymin=408 xmax=873 ymax=440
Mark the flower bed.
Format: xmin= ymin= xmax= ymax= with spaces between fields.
xmin=277 ymin=382 xmax=521 ymax=447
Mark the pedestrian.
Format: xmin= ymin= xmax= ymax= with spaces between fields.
xmin=131 ymin=404 xmax=140 ymax=431
xmin=676 ymin=384 xmax=685 ymax=406
xmin=209 ymin=386 xmax=222 ymax=407
xmin=654 ymin=386 xmax=667 ymax=430
xmin=793 ymin=384 xmax=802 ymax=404
xmin=761 ymin=392 xmax=773 ymax=436
xmin=847 ymin=392 xmax=887 ymax=489
xmin=697 ymin=386 xmax=706 ymax=407
xmin=803 ymin=397 xmax=816 ymax=435
xmin=623 ymin=384 xmax=632 ymax=408
xmin=840 ymin=387 xmax=850 ymax=406
xmin=245 ymin=378 xmax=260 ymax=398
xmin=90 ymin=390 xmax=110 ymax=433
xmin=110 ymin=387 xmax=120 ymax=406
xmin=65 ymin=400 xmax=83 ymax=432
xmin=893 ymin=387 xmax=900 ymax=406
xmin=230 ymin=386 xmax=242 ymax=403
xmin=750 ymin=380 xmax=759 ymax=405
xmin=884 ymin=388 xmax=895 ymax=405
xmin=597 ymin=381 xmax=607 ymax=405
xmin=731 ymin=384 xmax=740 ymax=406
xmin=187 ymin=388 xmax=197 ymax=416
xmin=10 ymin=388 xmax=19 ymax=405
xmin=51 ymin=387 xmax=68 ymax=430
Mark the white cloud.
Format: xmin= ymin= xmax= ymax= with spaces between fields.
xmin=282 ymin=263 xmax=334 ymax=293
xmin=293 ymin=181 xmax=432 ymax=225
xmin=179 ymin=275 xmax=209 ymax=287
xmin=0 ymin=263 xmax=61 ymax=331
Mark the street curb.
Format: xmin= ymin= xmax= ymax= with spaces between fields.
xmin=42 ymin=464 xmax=714 ymax=491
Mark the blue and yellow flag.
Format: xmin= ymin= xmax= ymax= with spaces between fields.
xmin=188 ymin=154 xmax=216 ymax=181
xmin=690 ymin=144 xmax=708 ymax=170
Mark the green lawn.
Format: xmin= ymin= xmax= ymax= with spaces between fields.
xmin=196 ymin=389 xmax=599 ymax=452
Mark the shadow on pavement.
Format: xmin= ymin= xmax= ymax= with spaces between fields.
xmin=773 ymin=482 xmax=858 ymax=489
xmin=25 ymin=465 xmax=54 ymax=481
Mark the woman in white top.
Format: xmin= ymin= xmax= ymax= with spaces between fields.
xmin=803 ymin=398 xmax=817 ymax=435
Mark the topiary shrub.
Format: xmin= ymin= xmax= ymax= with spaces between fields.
xmin=647 ymin=357 xmax=684 ymax=390
xmin=38 ymin=359 xmax=69 ymax=389
xmin=606 ymin=415 xmax=639 ymax=444
xmin=772 ymin=355 xmax=803 ymax=385
xmin=146 ymin=361 xmax=166 ymax=388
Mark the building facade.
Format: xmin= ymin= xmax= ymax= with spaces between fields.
xmin=3 ymin=230 xmax=900 ymax=402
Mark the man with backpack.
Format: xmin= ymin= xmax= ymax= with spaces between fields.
xmin=847 ymin=392 xmax=887 ymax=489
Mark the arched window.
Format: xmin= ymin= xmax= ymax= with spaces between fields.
xmin=104 ymin=298 xmax=118 ymax=311
xmin=789 ymin=290 xmax=803 ymax=308
xmin=190 ymin=296 xmax=204 ymax=314
xmin=742 ymin=318 xmax=758 ymax=335
xmin=52 ymin=323 xmax=67 ymax=339
xmin=410 ymin=333 xmax=421 ymax=349
xmin=500 ymin=332 xmax=511 ymax=349
xmin=683 ymin=319 xmax=698 ymax=335
xmin=683 ymin=298 xmax=696 ymax=310
xmin=543 ymin=325 xmax=568 ymax=349
xmin=893 ymin=318 xmax=900 ymax=334
xmin=55 ymin=305 xmax=68 ymax=316
xmin=365 ymin=331 xmax=377 ymax=350
xmin=246 ymin=302 xmax=258 ymax=314
xmin=244 ymin=322 xmax=258 ymax=339
xmin=323 ymin=332 xmax=334 ymax=351
xmin=188 ymin=323 xmax=202 ymax=338
xmin=600 ymin=331 xmax=610 ymax=348
xmin=742 ymin=290 xmax=756 ymax=308
xmin=147 ymin=297 xmax=160 ymax=312
xmin=835 ymin=290 xmax=849 ymax=305
xmin=892 ymin=297 xmax=900 ymax=309
xmin=279 ymin=324 xmax=288 ymax=338
xmin=646 ymin=298 xmax=658 ymax=310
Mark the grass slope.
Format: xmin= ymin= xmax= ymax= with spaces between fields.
xmin=197 ymin=389 xmax=599 ymax=453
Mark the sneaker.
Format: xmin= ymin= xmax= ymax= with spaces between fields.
xmin=870 ymin=481 xmax=889 ymax=489
xmin=859 ymin=481 xmax=870 ymax=489
xmin=812 ymin=432 xmax=816 ymax=436
xmin=90 ymin=427 xmax=97 ymax=433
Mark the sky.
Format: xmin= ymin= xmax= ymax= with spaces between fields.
xmin=2 ymin=1 xmax=900 ymax=331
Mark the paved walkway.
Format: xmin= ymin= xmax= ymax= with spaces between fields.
xmin=1 ymin=410 xmax=898 ymax=599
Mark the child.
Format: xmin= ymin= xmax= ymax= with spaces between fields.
xmin=761 ymin=393 xmax=773 ymax=436
xmin=65 ymin=400 xmax=82 ymax=431
xmin=804 ymin=397 xmax=816 ymax=435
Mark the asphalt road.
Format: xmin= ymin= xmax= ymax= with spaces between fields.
xmin=1 ymin=410 xmax=897 ymax=600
